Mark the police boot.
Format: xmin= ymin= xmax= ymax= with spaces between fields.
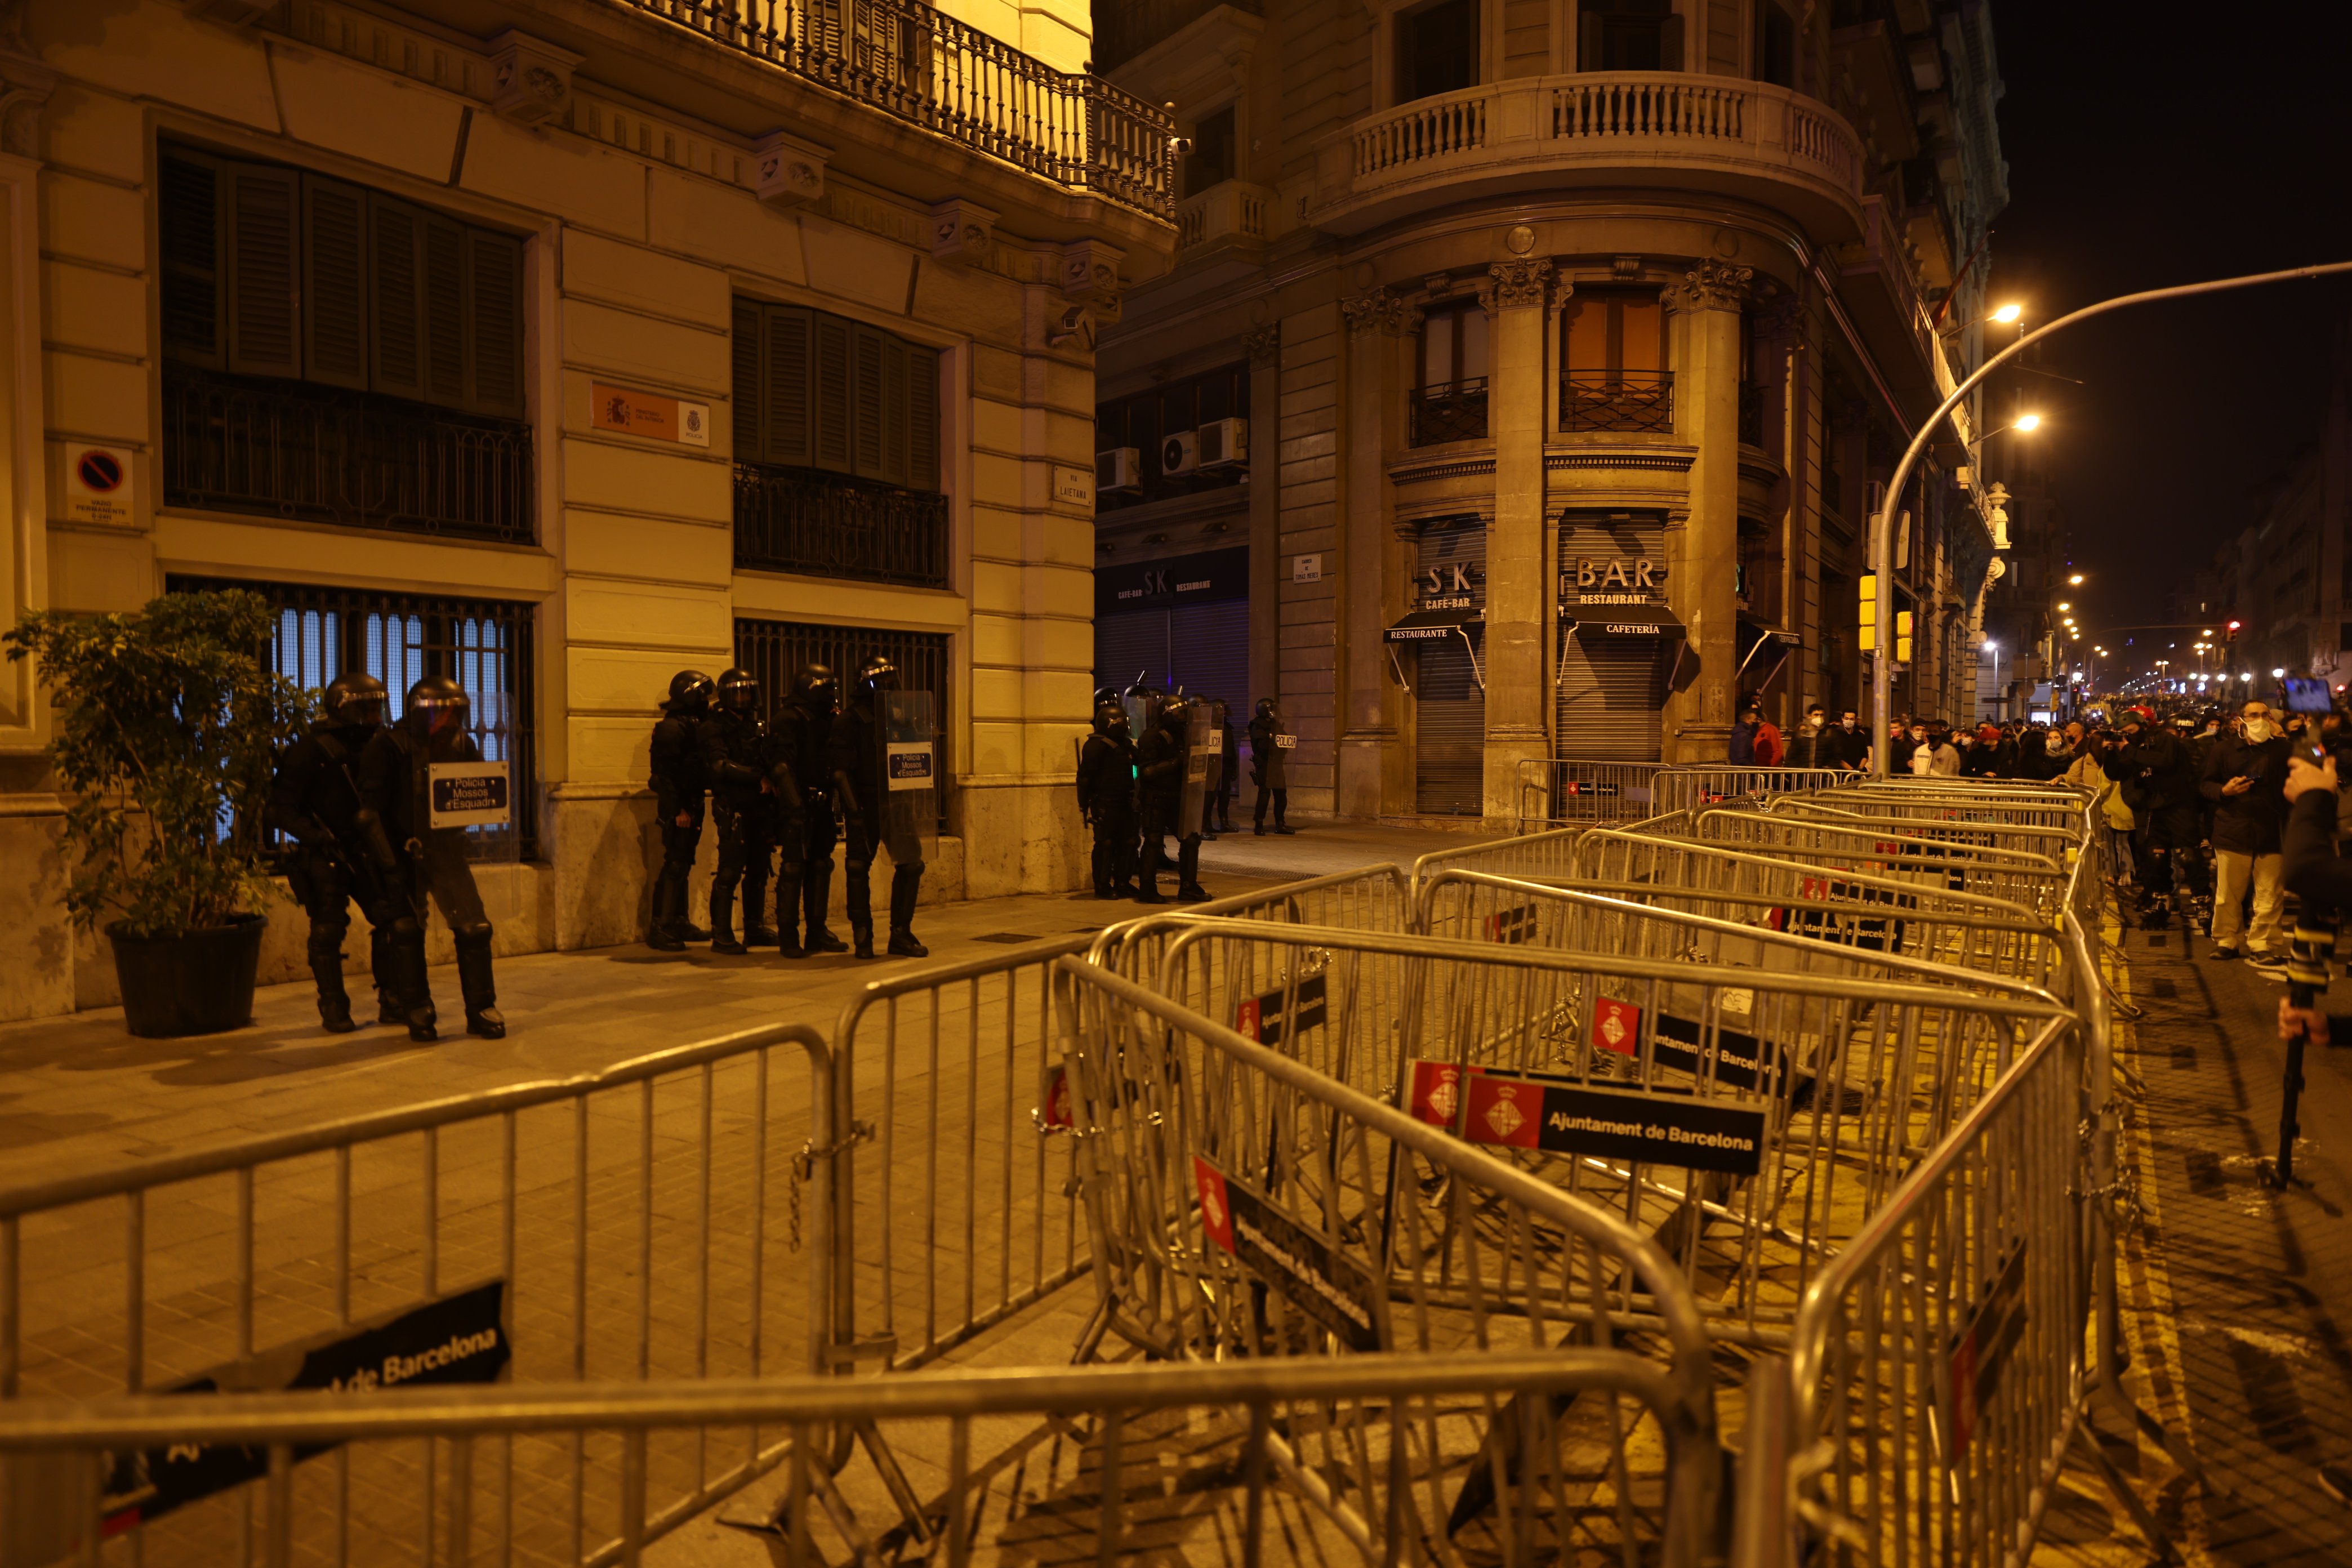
xmin=743 ymin=870 xmax=778 ymax=948
xmin=368 ymin=925 xmax=400 ymax=1026
xmin=1134 ymin=852 xmax=1168 ymax=905
xmin=847 ymin=863 xmax=877 ymax=959
xmin=1175 ymin=836 xmax=1210 ymax=903
xmin=887 ymin=864 xmax=928 ymax=958
xmin=803 ymin=863 xmax=849 ymax=953
xmin=454 ymin=925 xmax=505 ymax=1040
xmin=390 ymin=925 xmax=437 ymax=1043
xmin=773 ymin=869 xmax=807 ymax=959
xmin=710 ymin=885 xmax=747 ymax=955
xmin=647 ymin=866 xmax=686 ymax=952
xmin=311 ymin=952 xmax=357 ymax=1034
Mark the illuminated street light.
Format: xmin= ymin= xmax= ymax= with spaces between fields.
xmin=2014 ymin=412 xmax=2042 ymax=432
xmin=2274 ymin=667 xmax=2288 ymax=678
xmin=1992 ymin=302 xmax=2024 ymax=325
xmin=2068 ymin=573 xmax=2085 ymax=586
xmin=2057 ymin=602 xmax=2071 ymax=612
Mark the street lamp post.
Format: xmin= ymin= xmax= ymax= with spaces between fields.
xmin=1868 ymin=258 xmax=2352 ymax=776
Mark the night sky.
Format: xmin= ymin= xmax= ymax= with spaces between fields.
xmin=1983 ymin=4 xmax=2352 ymax=667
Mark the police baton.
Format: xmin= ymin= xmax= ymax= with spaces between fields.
xmin=2267 ymin=892 xmax=2340 ymax=1188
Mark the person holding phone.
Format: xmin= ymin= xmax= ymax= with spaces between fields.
xmin=2202 ymin=700 xmax=2291 ymax=970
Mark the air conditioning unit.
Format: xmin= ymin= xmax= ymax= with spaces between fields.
xmin=1097 ymin=447 xmax=1141 ymax=493
xmin=1196 ymin=417 xmax=1248 ymax=470
xmin=1160 ymin=429 xmax=1199 ymax=477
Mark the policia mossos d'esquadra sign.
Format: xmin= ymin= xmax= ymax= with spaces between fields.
xmin=99 ymin=1279 xmax=511 ymax=1535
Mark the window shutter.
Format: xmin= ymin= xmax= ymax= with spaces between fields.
xmin=1659 ymin=12 xmax=1686 ymax=69
xmin=159 ymin=151 xmax=223 ymax=368
xmin=877 ymin=335 xmax=910 ymax=487
xmin=300 ymin=174 xmax=369 ymax=390
xmin=811 ymin=311 xmax=853 ymax=473
xmin=732 ymin=296 xmax=761 ymax=461
xmin=1576 ymin=11 xmax=1602 ymax=69
xmin=850 ymin=323 xmax=887 ymax=480
xmin=224 ymin=163 xmax=301 ymax=378
xmin=907 ymin=344 xmax=939 ymax=492
xmin=368 ymin=194 xmax=426 ymax=401
xmin=420 ymin=215 xmax=467 ymax=407
xmin=763 ymin=304 xmax=813 ymax=467
xmin=464 ymin=227 xmax=524 ymax=418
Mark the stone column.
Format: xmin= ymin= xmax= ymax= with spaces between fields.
xmin=1662 ymin=260 xmax=1749 ymax=762
xmin=1481 ymin=258 xmax=1553 ymax=824
xmin=1244 ymin=323 xmax=1281 ymax=717
xmin=1336 ymin=285 xmax=1411 ymax=819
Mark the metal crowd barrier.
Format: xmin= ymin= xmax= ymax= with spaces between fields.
xmin=1691 ymin=809 xmax=2071 ymax=921
xmin=1648 ymin=767 xmax=1857 ymax=818
xmin=1050 ymin=957 xmax=1727 ymax=1566
xmin=1757 ymin=792 xmax=2084 ymax=862
xmin=1518 ymin=759 xmax=1862 ymax=832
xmin=0 ymin=1352 xmax=1710 ymax=1568
xmin=0 ymin=1023 xmax=838 ymax=1564
xmin=1411 ymin=823 xmax=1587 ymax=885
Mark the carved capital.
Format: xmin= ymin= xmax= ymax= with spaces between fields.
xmin=1340 ymin=286 xmax=1415 ymax=337
xmin=486 ymin=30 xmax=581 ymax=127
xmin=1059 ymin=238 xmax=1125 ymax=301
xmin=926 ymin=197 xmax=998 ymax=267
xmin=1674 ymin=259 xmax=1753 ymax=313
xmin=753 ymin=129 xmax=829 ymax=208
xmin=1243 ymin=323 xmax=1280 ymax=365
xmin=0 ymin=55 xmax=52 ymax=160
xmin=1483 ymin=258 xmax=1553 ymax=311
xmin=1757 ymin=287 xmax=1806 ymax=340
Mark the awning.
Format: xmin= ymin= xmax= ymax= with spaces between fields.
xmin=1736 ymin=618 xmax=1802 ymax=693
xmin=1386 ymin=606 xmax=1485 ymax=643
xmin=1558 ymin=600 xmax=1687 ymax=639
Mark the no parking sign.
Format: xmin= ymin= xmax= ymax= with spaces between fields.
xmin=65 ymin=443 xmax=135 ymax=525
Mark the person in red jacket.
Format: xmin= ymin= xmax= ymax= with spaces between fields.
xmin=1752 ymin=707 xmax=1784 ymax=767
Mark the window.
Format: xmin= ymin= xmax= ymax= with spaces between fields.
xmin=1095 ymin=361 xmax=1250 ymax=511
xmin=1184 ymin=105 xmax=1237 ymax=197
xmin=1559 ymin=291 xmax=1672 ymax=433
xmin=1396 ymin=0 xmax=1479 ymax=103
xmin=159 ymin=146 xmax=533 ymax=542
xmin=1410 ymin=300 xmax=1490 ymax=445
xmin=734 ymin=618 xmax=949 ymax=827
xmin=167 ymin=575 xmax=538 ymax=860
xmin=1577 ymin=0 xmax=1684 ymax=70
xmin=731 ymin=300 xmax=940 ymax=492
xmin=1754 ymin=1 xmax=1796 ymax=86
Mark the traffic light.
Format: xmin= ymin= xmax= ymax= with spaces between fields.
xmin=1895 ymin=610 xmax=1914 ymax=664
xmin=1858 ymin=573 xmax=1877 ymax=652
xmin=2226 ymin=619 xmax=2242 ymax=643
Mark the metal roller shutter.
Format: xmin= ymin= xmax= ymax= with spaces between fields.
xmin=1168 ymin=598 xmax=1251 ymax=715
xmin=1556 ymin=512 xmax=1665 ymax=761
xmin=1094 ymin=610 xmax=1169 ymax=698
xmin=1415 ymin=524 xmax=1487 ymax=815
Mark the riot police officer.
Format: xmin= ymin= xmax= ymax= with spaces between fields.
xmin=1136 ymin=693 xmax=1209 ymax=904
xmin=357 ymin=675 xmax=504 ymax=1041
xmin=1077 ymin=700 xmax=1139 ymax=898
xmin=647 ymin=670 xmax=714 ymax=952
xmin=700 ymin=667 xmax=778 ymax=955
xmin=1249 ymin=697 xmax=1295 ymax=835
xmin=768 ymin=663 xmax=849 ymax=958
xmin=831 ymin=654 xmax=927 ymax=959
xmin=268 ymin=672 xmax=398 ymax=1032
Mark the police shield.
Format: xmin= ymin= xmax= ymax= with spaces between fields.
xmin=878 ymin=689 xmax=938 ymax=867
xmin=1179 ymin=700 xmax=1213 ymax=835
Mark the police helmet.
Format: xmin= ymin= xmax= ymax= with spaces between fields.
xmin=717 ymin=667 xmax=760 ymax=714
xmin=1157 ymin=692 xmax=1190 ymax=732
xmin=403 ymin=674 xmax=471 ymax=742
xmin=666 ymin=670 xmax=715 ymax=714
xmin=856 ymin=654 xmax=900 ymax=699
xmin=323 ymin=671 xmax=389 ymax=729
xmin=792 ymin=663 xmax=840 ymax=709
xmin=1255 ymin=698 xmax=1279 ymax=721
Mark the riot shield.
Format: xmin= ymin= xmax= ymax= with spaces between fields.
xmin=879 ymin=689 xmax=938 ymax=868
xmin=1179 ymin=700 xmax=1212 ymax=836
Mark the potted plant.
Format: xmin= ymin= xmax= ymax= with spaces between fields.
xmin=6 ymin=589 xmax=312 ymax=1036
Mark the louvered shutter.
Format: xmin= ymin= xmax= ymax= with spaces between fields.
xmin=1555 ymin=515 xmax=1667 ymax=761
xmin=368 ymin=194 xmax=425 ymax=401
xmin=731 ymin=297 xmax=761 ymax=461
xmin=1414 ymin=525 xmax=1487 ymax=816
xmin=465 ymin=228 xmax=524 ymax=418
xmin=224 ymin=163 xmax=301 ymax=378
xmin=811 ymin=311 xmax=853 ymax=473
xmin=907 ymin=343 xmax=939 ymax=491
xmin=419 ymin=215 xmax=467 ymax=407
xmin=763 ymin=305 xmax=813 ymax=467
xmin=159 ymin=151 xmax=223 ymax=368
xmin=850 ymin=323 xmax=888 ymax=480
xmin=877 ymin=336 xmax=911 ymax=487
xmin=301 ymin=174 xmax=368 ymax=389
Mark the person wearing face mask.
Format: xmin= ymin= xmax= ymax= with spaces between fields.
xmin=2200 ymin=700 xmax=2291 ymax=969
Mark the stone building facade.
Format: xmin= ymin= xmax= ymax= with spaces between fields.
xmin=1092 ymin=0 xmax=2010 ymax=821
xmin=0 ymin=0 xmax=1173 ymax=1020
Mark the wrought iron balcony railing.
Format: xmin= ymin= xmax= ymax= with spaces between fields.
xmin=164 ymin=371 xmax=534 ymax=544
xmin=620 ymin=0 xmax=1175 ymax=219
xmin=1559 ymin=371 xmax=1673 ymax=434
xmin=1408 ymin=379 xmax=1490 ymax=446
xmin=733 ymin=463 xmax=952 ymax=589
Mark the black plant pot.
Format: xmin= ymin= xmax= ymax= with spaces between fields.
xmin=106 ymin=916 xmax=266 ymax=1038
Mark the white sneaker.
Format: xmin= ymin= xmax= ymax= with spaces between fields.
xmin=2247 ymin=951 xmax=2290 ymax=981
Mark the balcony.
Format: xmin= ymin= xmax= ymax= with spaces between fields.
xmin=1409 ymin=380 xmax=1490 ymax=446
xmin=612 ymin=0 xmax=1175 ymax=220
xmin=1836 ymin=193 xmax=1969 ymax=415
xmin=163 ymin=371 xmax=533 ymax=544
xmin=1559 ymin=372 xmax=1673 ymax=434
xmin=1175 ymin=180 xmax=1272 ymax=258
xmin=1304 ymin=73 xmax=1863 ymax=241
xmin=733 ymin=464 xmax=951 ymax=589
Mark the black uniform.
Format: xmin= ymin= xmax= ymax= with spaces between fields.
xmin=1135 ymin=703 xmax=1206 ymax=903
xmin=268 ymin=715 xmax=397 ymax=1031
xmin=701 ymin=700 xmax=777 ymax=953
xmin=1078 ymin=707 xmax=1139 ymax=898
xmin=768 ymin=671 xmax=848 ymax=956
xmin=356 ymin=676 xmax=502 ymax=1041
xmin=1211 ymin=703 xmax=1240 ymax=832
xmin=647 ymin=671 xmax=713 ymax=951
xmin=2116 ymin=721 xmax=2207 ymax=908
xmin=1248 ymin=701 xmax=1294 ymax=834
xmin=831 ymin=658 xmax=929 ymax=959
